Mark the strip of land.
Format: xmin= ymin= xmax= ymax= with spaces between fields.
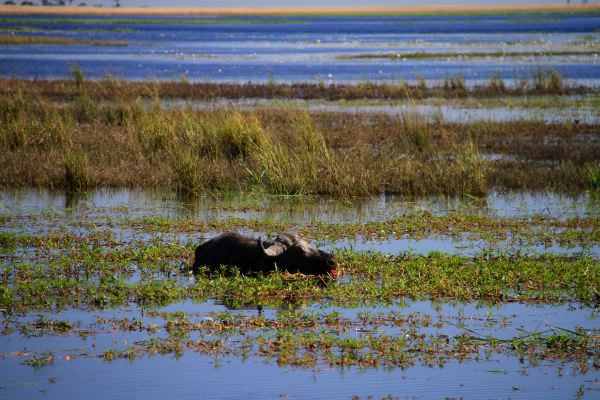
xmin=0 ymin=34 xmax=127 ymax=46
xmin=0 ymin=17 xmax=306 ymax=25
xmin=0 ymin=72 xmax=587 ymax=102
xmin=0 ymin=4 xmax=598 ymax=16
xmin=340 ymin=50 xmax=600 ymax=60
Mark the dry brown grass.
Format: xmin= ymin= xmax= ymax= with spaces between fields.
xmin=0 ymin=4 xmax=598 ymax=16
xmin=0 ymin=73 xmax=582 ymax=103
xmin=1 ymin=89 xmax=597 ymax=196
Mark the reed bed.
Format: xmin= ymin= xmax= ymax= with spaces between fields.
xmin=1 ymin=82 xmax=597 ymax=196
xmin=0 ymin=70 xmax=587 ymax=101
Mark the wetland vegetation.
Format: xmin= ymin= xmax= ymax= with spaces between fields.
xmin=1 ymin=71 xmax=598 ymax=197
xmin=0 ymin=34 xmax=127 ymax=46
xmin=339 ymin=49 xmax=600 ymax=60
xmin=0 ymin=187 xmax=598 ymax=399
xmin=1 ymin=8 xmax=599 ymax=395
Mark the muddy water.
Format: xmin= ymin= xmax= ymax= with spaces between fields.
xmin=1 ymin=188 xmax=599 ymax=399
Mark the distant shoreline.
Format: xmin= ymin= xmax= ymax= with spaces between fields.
xmin=0 ymin=4 xmax=599 ymax=16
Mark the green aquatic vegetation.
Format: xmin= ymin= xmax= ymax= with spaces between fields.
xmin=0 ymin=231 xmax=17 ymax=251
xmin=586 ymin=162 xmax=600 ymax=191
xmin=4 ymin=211 xmax=599 ymax=261
xmin=28 ymin=315 xmax=74 ymax=336
xmin=3 ymin=249 xmax=599 ymax=312
xmin=7 ymin=306 xmax=599 ymax=371
xmin=22 ymin=351 xmax=54 ymax=369
xmin=121 ymin=212 xmax=600 ymax=248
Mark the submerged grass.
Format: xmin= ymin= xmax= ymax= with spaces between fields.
xmin=2 ymin=248 xmax=599 ymax=311
xmin=9 ymin=309 xmax=599 ymax=371
xmin=1 ymin=193 xmax=598 ymax=373
xmin=9 ymin=307 xmax=599 ymax=372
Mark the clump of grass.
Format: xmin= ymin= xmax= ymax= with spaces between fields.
xmin=64 ymin=152 xmax=91 ymax=191
xmin=533 ymin=67 xmax=563 ymax=94
xmin=443 ymin=75 xmax=467 ymax=97
xmin=70 ymin=63 xmax=85 ymax=91
xmin=452 ymin=140 xmax=487 ymax=196
xmin=585 ymin=162 xmax=600 ymax=191
xmin=397 ymin=111 xmax=432 ymax=152
xmin=22 ymin=352 xmax=54 ymax=370
xmin=384 ymin=140 xmax=487 ymax=196
xmin=208 ymin=111 xmax=269 ymax=159
xmin=248 ymin=110 xmax=331 ymax=195
xmin=487 ymin=73 xmax=507 ymax=94
xmin=171 ymin=149 xmax=203 ymax=196
xmin=0 ymin=93 xmax=74 ymax=150
xmin=0 ymin=232 xmax=17 ymax=252
xmin=416 ymin=75 xmax=427 ymax=98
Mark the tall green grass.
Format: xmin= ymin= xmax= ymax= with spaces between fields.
xmin=0 ymin=93 xmax=74 ymax=150
xmin=0 ymin=90 xmax=595 ymax=196
xmin=533 ymin=67 xmax=563 ymax=94
xmin=586 ymin=162 xmax=600 ymax=191
xmin=64 ymin=152 xmax=90 ymax=191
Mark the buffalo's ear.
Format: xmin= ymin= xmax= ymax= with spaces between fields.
xmin=260 ymin=239 xmax=287 ymax=257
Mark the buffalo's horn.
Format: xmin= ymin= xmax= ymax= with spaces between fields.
xmin=261 ymin=238 xmax=287 ymax=257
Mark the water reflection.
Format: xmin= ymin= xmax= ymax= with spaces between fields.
xmin=1 ymin=188 xmax=598 ymax=222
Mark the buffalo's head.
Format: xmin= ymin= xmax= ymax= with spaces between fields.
xmin=260 ymin=233 xmax=337 ymax=278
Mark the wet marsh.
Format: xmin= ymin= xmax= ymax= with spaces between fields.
xmin=0 ymin=189 xmax=599 ymax=399
xmin=1 ymin=8 xmax=599 ymax=399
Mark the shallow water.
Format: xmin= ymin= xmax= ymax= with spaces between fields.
xmin=1 ymin=187 xmax=599 ymax=399
xmin=1 ymin=14 xmax=599 ymax=84
xmin=1 ymin=354 xmax=596 ymax=400
xmin=161 ymin=96 xmax=600 ymax=124
xmin=1 ymin=187 xmax=597 ymax=221
xmin=2 ymin=188 xmax=598 ymax=259
xmin=0 ymin=300 xmax=597 ymax=400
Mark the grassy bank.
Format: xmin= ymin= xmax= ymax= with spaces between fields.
xmin=0 ymin=71 xmax=587 ymax=102
xmin=1 ymin=83 xmax=597 ymax=196
xmin=340 ymin=50 xmax=600 ymax=60
xmin=0 ymin=17 xmax=306 ymax=25
xmin=0 ymin=34 xmax=127 ymax=46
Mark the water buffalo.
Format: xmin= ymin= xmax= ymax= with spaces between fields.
xmin=192 ymin=232 xmax=337 ymax=278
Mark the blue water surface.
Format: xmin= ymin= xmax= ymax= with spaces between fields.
xmin=0 ymin=13 xmax=599 ymax=84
